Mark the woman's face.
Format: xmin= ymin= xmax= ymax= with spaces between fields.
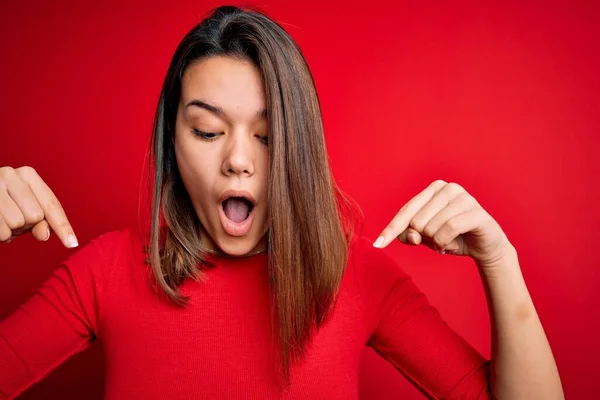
xmin=174 ymin=55 xmax=269 ymax=256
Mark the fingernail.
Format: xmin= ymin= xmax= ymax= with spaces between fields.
xmin=373 ymin=236 xmax=385 ymax=248
xmin=43 ymin=228 xmax=50 ymax=241
xmin=440 ymin=249 xmax=446 ymax=255
xmin=67 ymin=234 xmax=79 ymax=248
xmin=409 ymin=232 xmax=418 ymax=244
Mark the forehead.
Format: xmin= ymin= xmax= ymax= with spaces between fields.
xmin=180 ymin=56 xmax=266 ymax=117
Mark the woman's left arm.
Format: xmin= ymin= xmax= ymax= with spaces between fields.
xmin=374 ymin=180 xmax=564 ymax=400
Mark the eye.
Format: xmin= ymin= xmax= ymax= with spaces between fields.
xmin=256 ymin=135 xmax=269 ymax=146
xmin=192 ymin=129 xmax=221 ymax=141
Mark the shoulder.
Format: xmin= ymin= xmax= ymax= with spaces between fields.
xmin=64 ymin=227 xmax=141 ymax=264
xmin=347 ymin=235 xmax=422 ymax=328
xmin=348 ymin=235 xmax=412 ymax=286
xmin=60 ymin=226 xmax=146 ymax=287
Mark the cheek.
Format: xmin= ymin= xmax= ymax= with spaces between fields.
xmin=258 ymin=151 xmax=269 ymax=185
xmin=256 ymin=154 xmax=270 ymax=221
xmin=175 ymin=139 xmax=216 ymax=198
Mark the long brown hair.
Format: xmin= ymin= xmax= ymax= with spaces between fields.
xmin=147 ymin=5 xmax=359 ymax=384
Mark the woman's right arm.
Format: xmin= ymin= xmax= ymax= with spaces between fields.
xmin=0 ymin=166 xmax=101 ymax=399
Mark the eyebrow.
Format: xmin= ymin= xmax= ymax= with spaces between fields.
xmin=185 ymin=99 xmax=267 ymax=119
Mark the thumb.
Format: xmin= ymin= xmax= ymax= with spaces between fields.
xmin=397 ymin=228 xmax=422 ymax=245
xmin=31 ymin=220 xmax=50 ymax=242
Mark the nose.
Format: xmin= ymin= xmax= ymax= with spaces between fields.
xmin=221 ymin=132 xmax=255 ymax=177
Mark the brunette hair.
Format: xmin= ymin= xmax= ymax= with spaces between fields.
xmin=147 ymin=5 xmax=358 ymax=384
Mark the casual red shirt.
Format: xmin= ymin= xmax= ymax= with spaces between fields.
xmin=0 ymin=228 xmax=489 ymax=399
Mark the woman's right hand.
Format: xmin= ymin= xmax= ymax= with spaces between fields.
xmin=0 ymin=166 xmax=78 ymax=248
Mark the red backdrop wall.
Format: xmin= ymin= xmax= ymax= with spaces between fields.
xmin=1 ymin=0 xmax=598 ymax=398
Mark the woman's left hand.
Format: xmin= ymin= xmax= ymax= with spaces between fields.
xmin=373 ymin=180 xmax=515 ymax=269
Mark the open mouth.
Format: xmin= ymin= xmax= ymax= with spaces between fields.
xmin=217 ymin=190 xmax=257 ymax=237
xmin=221 ymin=196 xmax=254 ymax=223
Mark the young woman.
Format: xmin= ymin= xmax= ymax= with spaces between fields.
xmin=0 ymin=5 xmax=563 ymax=399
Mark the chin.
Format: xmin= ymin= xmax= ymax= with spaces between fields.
xmin=216 ymin=236 xmax=261 ymax=256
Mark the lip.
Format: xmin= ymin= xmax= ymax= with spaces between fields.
xmin=218 ymin=189 xmax=257 ymax=206
xmin=217 ymin=189 xmax=257 ymax=237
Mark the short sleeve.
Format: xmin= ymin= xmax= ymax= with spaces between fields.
xmin=0 ymin=229 xmax=127 ymax=399
xmin=351 ymin=237 xmax=490 ymax=399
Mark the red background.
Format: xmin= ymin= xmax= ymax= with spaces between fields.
xmin=1 ymin=0 xmax=598 ymax=398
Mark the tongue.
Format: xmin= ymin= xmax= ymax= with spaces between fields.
xmin=223 ymin=198 xmax=251 ymax=223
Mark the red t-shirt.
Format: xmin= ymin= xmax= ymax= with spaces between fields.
xmin=0 ymin=228 xmax=489 ymax=399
